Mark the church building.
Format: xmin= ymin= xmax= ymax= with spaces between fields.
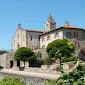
xmin=13 ymin=14 xmax=85 ymax=57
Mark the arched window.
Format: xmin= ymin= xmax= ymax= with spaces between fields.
xmin=17 ymin=42 xmax=20 ymax=48
xmin=42 ymin=45 xmax=45 ymax=48
xmin=75 ymin=42 xmax=80 ymax=48
xmin=42 ymin=38 xmax=45 ymax=42
xmin=47 ymin=36 xmax=50 ymax=41
xmin=17 ymin=34 xmax=19 ymax=39
xmin=54 ymin=32 xmax=59 ymax=38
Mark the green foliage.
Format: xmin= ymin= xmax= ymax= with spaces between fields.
xmin=0 ymin=50 xmax=8 ymax=55
xmin=29 ymin=82 xmax=33 ymax=85
xmin=14 ymin=47 xmax=35 ymax=62
xmin=56 ymin=64 xmax=85 ymax=85
xmin=45 ymin=63 xmax=85 ymax=85
xmin=61 ymin=56 xmax=76 ymax=63
xmin=28 ymin=55 xmax=37 ymax=62
xmin=0 ymin=76 xmax=26 ymax=85
xmin=46 ymin=39 xmax=75 ymax=66
xmin=44 ymin=57 xmax=52 ymax=65
xmin=35 ymin=52 xmax=41 ymax=59
xmin=45 ymin=80 xmax=54 ymax=85
xmin=29 ymin=57 xmax=43 ymax=67
xmin=57 ymin=66 xmax=62 ymax=71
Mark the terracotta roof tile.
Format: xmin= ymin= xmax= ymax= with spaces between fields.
xmin=26 ymin=29 xmax=43 ymax=33
xmin=61 ymin=25 xmax=82 ymax=29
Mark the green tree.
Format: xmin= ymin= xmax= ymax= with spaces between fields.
xmin=46 ymin=39 xmax=75 ymax=66
xmin=0 ymin=76 xmax=26 ymax=85
xmin=14 ymin=47 xmax=35 ymax=66
xmin=0 ymin=50 xmax=8 ymax=55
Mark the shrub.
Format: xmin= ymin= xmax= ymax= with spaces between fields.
xmin=29 ymin=56 xmax=43 ymax=67
xmin=61 ymin=56 xmax=76 ymax=63
xmin=57 ymin=66 xmax=62 ymax=71
xmin=0 ymin=76 xmax=26 ymax=85
xmin=44 ymin=57 xmax=52 ymax=65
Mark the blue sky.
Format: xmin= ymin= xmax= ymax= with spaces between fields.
xmin=0 ymin=0 xmax=85 ymax=50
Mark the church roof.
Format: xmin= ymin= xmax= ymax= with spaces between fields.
xmin=40 ymin=25 xmax=84 ymax=36
xmin=47 ymin=14 xmax=55 ymax=22
xmin=26 ymin=29 xmax=43 ymax=33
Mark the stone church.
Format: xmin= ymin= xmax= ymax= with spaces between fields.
xmin=0 ymin=14 xmax=85 ymax=69
xmin=13 ymin=14 xmax=85 ymax=54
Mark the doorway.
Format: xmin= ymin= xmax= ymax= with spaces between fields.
xmin=17 ymin=61 xmax=20 ymax=67
xmin=10 ymin=61 xmax=13 ymax=68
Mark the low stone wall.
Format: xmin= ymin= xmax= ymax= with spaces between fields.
xmin=0 ymin=72 xmax=46 ymax=85
xmin=25 ymin=64 xmax=59 ymax=74
xmin=0 ymin=53 xmax=14 ymax=69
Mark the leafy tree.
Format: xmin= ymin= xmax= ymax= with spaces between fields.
xmin=14 ymin=47 xmax=35 ymax=66
xmin=46 ymin=39 xmax=75 ymax=66
xmin=0 ymin=76 xmax=26 ymax=85
xmin=79 ymin=48 xmax=85 ymax=61
xmin=0 ymin=50 xmax=8 ymax=55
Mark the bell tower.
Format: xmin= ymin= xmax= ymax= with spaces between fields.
xmin=45 ymin=14 xmax=56 ymax=32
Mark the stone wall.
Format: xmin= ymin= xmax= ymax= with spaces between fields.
xmin=25 ymin=64 xmax=60 ymax=74
xmin=0 ymin=53 xmax=14 ymax=69
xmin=0 ymin=72 xmax=46 ymax=85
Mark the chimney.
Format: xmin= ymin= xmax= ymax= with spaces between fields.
xmin=65 ymin=21 xmax=69 ymax=26
xmin=18 ymin=24 xmax=21 ymax=28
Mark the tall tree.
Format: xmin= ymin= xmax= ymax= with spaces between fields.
xmin=46 ymin=39 xmax=75 ymax=66
xmin=14 ymin=47 xmax=35 ymax=66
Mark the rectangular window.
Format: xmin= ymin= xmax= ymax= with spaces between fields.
xmin=66 ymin=32 xmax=71 ymax=37
xmin=30 ymin=36 xmax=32 ymax=40
xmin=47 ymin=36 xmax=50 ymax=41
xmin=74 ymin=32 xmax=78 ymax=37
xmin=54 ymin=32 xmax=59 ymax=38
xmin=83 ymin=33 xmax=85 ymax=38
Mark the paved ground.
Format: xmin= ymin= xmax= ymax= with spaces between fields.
xmin=0 ymin=69 xmax=60 ymax=80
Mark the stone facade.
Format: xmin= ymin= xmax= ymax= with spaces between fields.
xmin=13 ymin=24 xmax=43 ymax=51
xmin=0 ymin=53 xmax=14 ymax=69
